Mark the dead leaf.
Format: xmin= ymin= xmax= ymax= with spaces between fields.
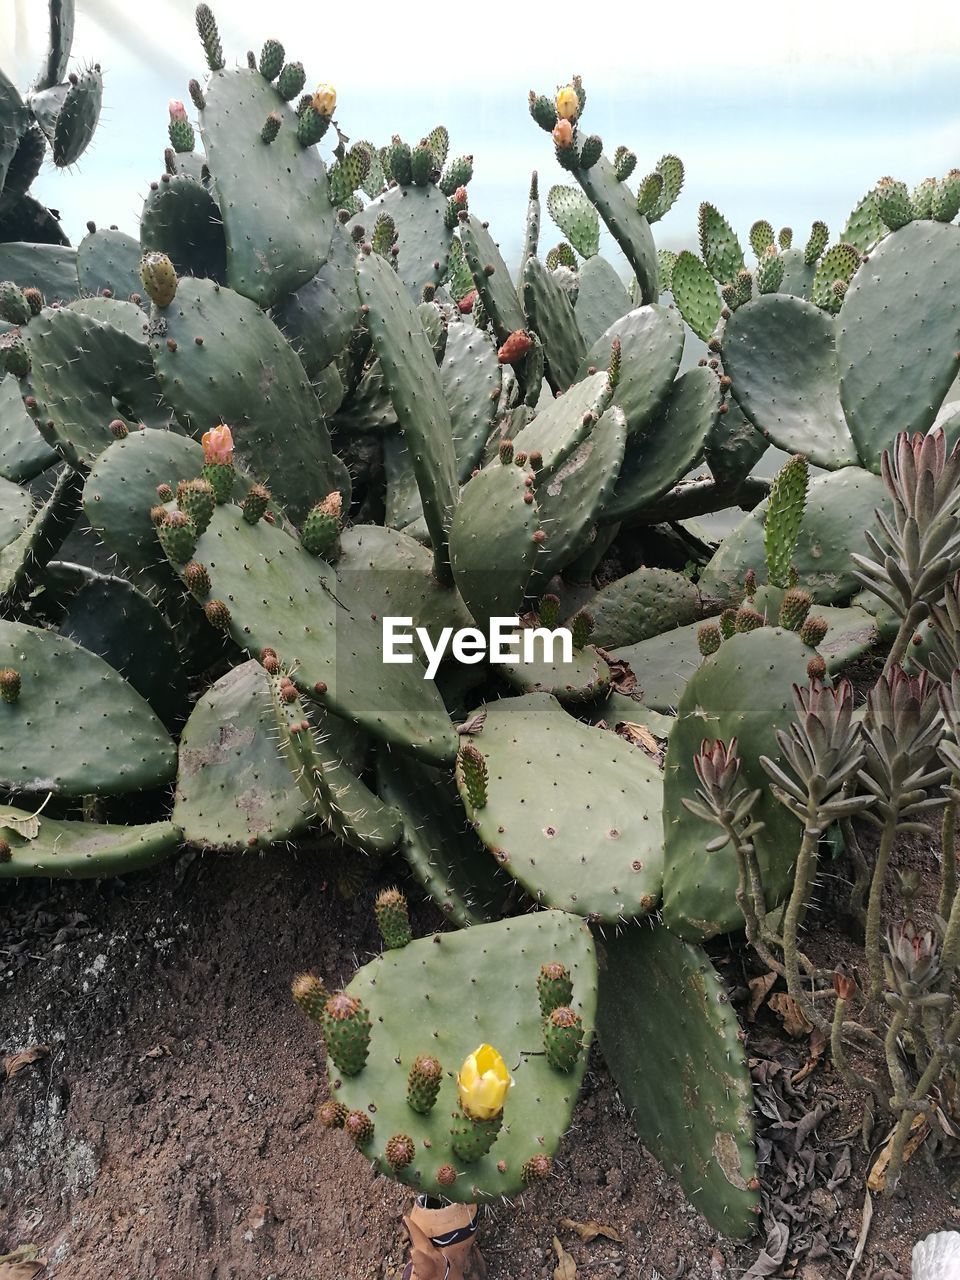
xmin=844 ymin=1187 xmax=873 ymax=1280
xmin=615 ymin=721 xmax=663 ymax=762
xmin=595 ymin=648 xmax=638 ymax=697
xmin=559 ymin=1218 xmax=623 ymax=1244
xmin=0 ymin=794 xmax=50 ymax=841
xmin=792 ymin=1027 xmax=827 ymax=1084
xmin=768 ymin=992 xmax=813 ymax=1038
xmin=552 ymin=1235 xmax=577 ymax=1280
xmin=0 ymin=1263 xmax=44 ymax=1279
xmin=867 ymin=1114 xmax=928 ymax=1192
xmin=747 ymin=972 xmax=778 ymax=1021
xmin=2 ymin=1045 xmax=49 ymax=1080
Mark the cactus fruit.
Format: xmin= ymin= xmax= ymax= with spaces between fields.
xmin=385 ymin=1133 xmax=416 ymax=1171
xmin=552 ymin=119 xmax=574 ymax=149
xmin=241 ymin=484 xmax=271 ymax=525
xmin=375 ymin=888 xmax=412 ymax=949
xmin=176 ymin=478 xmax=216 ymax=535
xmin=183 ymin=560 xmax=211 ymax=598
xmin=778 ymin=588 xmax=813 ymax=631
xmin=457 ymin=742 xmax=488 ymax=810
xmin=697 ymin=623 xmax=722 ymax=656
xmin=322 ymin=991 xmax=372 ymax=1076
xmin=260 ymin=112 xmax=282 ymax=144
xmin=498 ymin=329 xmax=534 ymax=365
xmin=157 ymin=510 xmax=197 ymax=564
xmin=544 ymin=1006 xmax=584 ymax=1072
xmin=799 ymin=615 xmax=829 ymax=648
xmin=277 ymin=61 xmax=306 ymax=102
xmin=451 ymin=1111 xmax=503 ymax=1162
xmin=201 ymin=462 xmax=234 ymax=504
xmin=292 ymin=972 xmax=329 ymax=1023
xmin=407 ymin=1054 xmax=444 ymax=1114
xmin=537 ymin=962 xmax=573 ymax=1016
xmin=318 ymin=1099 xmax=347 ymax=1128
xmin=140 ymin=251 xmax=178 ymax=308
xmin=0 ymin=668 xmax=21 ymax=703
xmin=734 ymin=605 xmax=765 ymax=634
xmin=345 ymin=1110 xmax=374 ymax=1146
xmin=300 ymin=492 xmax=343 ymax=560
xmin=168 ymin=100 xmax=195 ymax=153
xmin=0 ymin=282 xmax=32 ymax=327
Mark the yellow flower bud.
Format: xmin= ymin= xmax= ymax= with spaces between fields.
xmin=456 ymin=1043 xmax=512 ymax=1121
xmin=312 ymin=83 xmax=337 ymax=117
xmin=555 ymin=85 xmax=580 ymax=122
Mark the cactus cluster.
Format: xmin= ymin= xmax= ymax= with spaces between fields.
xmin=2 ymin=8 xmax=960 ymax=1239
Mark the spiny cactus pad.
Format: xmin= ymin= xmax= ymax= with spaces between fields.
xmin=456 ymin=694 xmax=663 ymax=921
xmin=575 ymin=306 xmax=683 ymax=437
xmin=0 ymin=810 xmax=180 ymax=879
xmin=326 ymin=909 xmax=597 ymax=1201
xmin=598 ymin=924 xmax=758 ymax=1237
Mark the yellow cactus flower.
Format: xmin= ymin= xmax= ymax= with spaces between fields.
xmin=201 ymin=424 xmax=234 ymax=465
xmin=555 ymin=85 xmax=580 ymax=122
xmin=457 ymin=1043 xmax=512 ymax=1121
xmin=312 ymin=83 xmax=337 ymax=117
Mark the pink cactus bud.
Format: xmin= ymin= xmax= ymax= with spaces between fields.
xmin=454 ymin=186 xmax=468 ymax=205
xmin=169 ymin=100 xmax=188 ymax=122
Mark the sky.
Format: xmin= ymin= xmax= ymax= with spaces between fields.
xmin=3 ymin=0 xmax=960 ymax=271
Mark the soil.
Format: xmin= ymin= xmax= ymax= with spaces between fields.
xmin=1 ymin=833 xmax=958 ymax=1280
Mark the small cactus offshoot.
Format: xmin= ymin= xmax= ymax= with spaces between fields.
xmin=375 ymin=888 xmax=412 ymax=949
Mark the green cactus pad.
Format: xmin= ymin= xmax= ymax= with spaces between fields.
xmin=0 ymin=466 xmax=82 ymax=601
xmin=575 ymin=306 xmax=683 ymax=437
xmin=837 ymin=221 xmax=960 ymax=472
xmin=521 ymin=255 xmax=585 ymax=393
xmin=531 ymin=405 xmax=627 ymax=576
xmin=449 ymin=461 xmax=539 ymax=627
xmin=457 ymin=214 xmax=526 ymax=344
xmin=0 ymin=620 xmax=176 ymax=796
xmin=276 ymin=224 xmax=357 ymax=379
xmin=375 ymin=752 xmax=515 ymax=928
xmin=442 ymin=323 xmax=502 ymax=482
xmin=670 ymin=250 xmax=722 ymax=342
xmin=698 ymin=203 xmax=745 ymax=284
xmin=811 ymin=243 xmax=860 ymax=313
xmin=603 ymin=366 xmax=720 ymax=524
xmin=151 ymin=276 xmax=348 ymax=522
xmin=197 ymin=68 xmax=335 ymax=307
xmin=499 ymin=640 xmax=612 ymax=704
xmin=173 ymin=660 xmax=310 ymax=851
xmin=139 ymin=174 xmax=227 ymax=284
xmin=512 ymin=369 xmax=611 ymax=478
xmin=330 ymin=909 xmax=597 ymax=1201
xmin=841 ymin=189 xmax=885 ymax=254
xmin=457 ymin=694 xmax=663 ymax=921
xmin=611 ymin=621 xmax=707 ymax=713
xmin=598 ymin=924 xmax=758 ymax=1237
xmin=350 ymin=184 xmax=452 ymax=301
xmin=776 ymin=248 xmax=816 ymax=299
xmin=0 ymin=478 xmax=33 ymax=555
xmin=589 ymin=567 xmax=703 ymax=649
xmin=546 ymin=185 xmax=599 ymax=258
xmin=76 ymin=227 xmax=142 ymax=301
xmin=699 ymin=466 xmax=887 ymax=603
xmin=661 ymin=628 xmax=811 ymax=939
xmin=20 ymin=301 xmax=157 ymax=469
xmin=164 ymin=506 xmax=457 ymax=765
xmin=722 ymin=295 xmax=858 ymax=469
xmin=0 ymin=810 xmax=180 ymax=879
xmin=0 ymin=242 xmax=79 ymax=303
xmin=0 ymin=373 xmax=57 ymax=483
xmin=47 ymin=66 xmax=102 ymax=167
xmin=573 ymin=255 xmax=633 ymax=348
xmin=573 ymin=153 xmax=658 ymax=302
xmin=357 ymin=248 xmax=458 ymax=575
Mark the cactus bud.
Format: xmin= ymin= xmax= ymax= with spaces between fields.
xmin=168 ymin=100 xmax=195 ymax=153
xmin=407 ymin=1054 xmax=444 ymax=1114
xmin=260 ymin=112 xmax=282 ymax=144
xmin=718 ymin=608 xmax=738 ymax=640
xmin=258 ymin=38 xmax=285 ymax=81
xmin=297 ymin=105 xmax=328 ymax=147
xmin=140 ymin=251 xmax=178 ymax=308
xmin=157 ymin=509 xmax=197 ymax=564
xmin=203 ymin=598 xmax=231 ymax=631
xmin=323 ymin=991 xmax=372 ymax=1076
xmin=458 ymin=742 xmax=488 ymax=810
xmin=277 ymin=61 xmax=306 ymax=102
xmin=555 ymin=84 xmax=580 ymax=122
xmin=156 ymin=482 xmax=173 ymax=502
xmin=552 ymin=118 xmax=574 ymax=149
xmin=388 ymin=140 xmax=413 ymax=186
xmin=311 ymin=83 xmax=337 ymax=117
xmin=570 ymin=608 xmax=594 ymax=650
xmin=806 ymin=654 xmax=827 ymax=682
xmin=344 ymin=1110 xmax=374 ymax=1146
xmin=22 ymin=287 xmax=43 ymax=317
xmin=579 ymin=134 xmax=602 ymax=170
xmin=436 ymin=1164 xmax=457 ymax=1186
xmin=149 ymin=504 xmax=167 ymax=527
xmin=543 ymin=1006 xmax=584 ymax=1072
xmin=0 ymin=667 xmax=21 ymax=704
xmin=301 ymin=492 xmax=343 ymax=561
xmin=291 ymin=972 xmax=328 ymax=1023
xmin=176 ymin=477 xmax=216 ymax=535
xmin=537 ymin=962 xmax=573 ymax=1016
xmin=109 ymin=418 xmax=128 ymax=439
xmin=242 ymin=483 xmax=271 ymax=524
xmin=385 ymin=1133 xmax=415 ymax=1171
xmin=734 ymin=605 xmax=765 ymax=634
xmin=522 ymin=1154 xmax=553 ymax=1185
xmin=778 ymin=587 xmax=813 ymax=632
xmin=799 ymin=615 xmax=829 ymax=648
xmin=183 ymin=560 xmax=211 ymax=598
xmin=498 ymin=440 xmax=515 ymax=465
xmin=318 ymin=1098 xmax=347 ymax=1129
xmin=697 ymin=622 xmax=722 ymax=656
xmin=743 ymin=568 xmax=757 ymax=598
xmin=497 ymin=329 xmax=534 ymax=365
xmin=538 ymin=594 xmax=560 ymax=628
xmin=374 ymin=888 xmax=412 ymax=950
